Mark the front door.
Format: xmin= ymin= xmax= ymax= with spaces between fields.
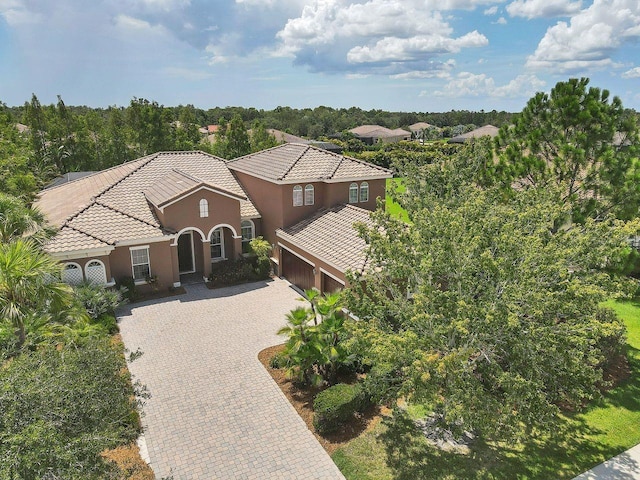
xmin=177 ymin=232 xmax=195 ymax=273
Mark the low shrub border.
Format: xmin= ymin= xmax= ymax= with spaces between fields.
xmin=313 ymin=383 xmax=366 ymax=435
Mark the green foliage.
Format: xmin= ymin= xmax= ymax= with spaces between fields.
xmin=313 ymin=383 xmax=364 ymax=434
xmin=278 ymin=291 xmax=354 ymax=386
xmin=493 ymin=77 xmax=640 ymax=222
xmin=208 ymin=257 xmax=266 ymax=287
xmin=250 ymin=120 xmax=279 ymax=152
xmin=0 ymin=338 xmax=144 ymax=480
xmin=0 ymin=192 xmax=50 ymax=244
xmin=346 ymin=142 xmax=638 ymax=441
xmin=73 ymin=282 xmax=123 ymax=322
xmin=116 ymin=276 xmax=136 ymax=302
xmin=249 ymin=236 xmax=272 ymax=279
xmin=0 ymin=239 xmax=86 ymax=349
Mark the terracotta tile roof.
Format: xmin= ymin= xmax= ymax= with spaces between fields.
xmin=409 ymin=122 xmax=438 ymax=132
xmin=276 ymin=204 xmax=372 ymax=274
xmin=228 ymin=143 xmax=391 ymax=183
xmin=44 ymin=227 xmax=111 ymax=253
xmin=144 ymin=168 xmax=248 ymax=209
xmin=38 ymin=151 xmax=259 ymax=254
xmin=35 ymin=155 xmax=153 ymax=227
xmin=349 ymin=125 xmax=410 ymax=139
xmin=449 ymin=125 xmax=499 ymax=143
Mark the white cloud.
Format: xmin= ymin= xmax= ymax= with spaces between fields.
xmin=507 ymin=0 xmax=582 ymax=19
xmin=526 ymin=0 xmax=640 ymax=72
xmin=0 ymin=0 xmax=42 ymax=25
xmin=275 ymin=0 xmax=490 ymax=76
xmin=495 ymin=16 xmax=507 ymax=24
xmin=622 ymin=66 xmax=640 ymax=78
xmin=484 ymin=6 xmax=498 ymax=14
xmin=432 ymin=72 xmax=545 ymax=97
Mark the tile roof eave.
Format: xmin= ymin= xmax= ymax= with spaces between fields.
xmin=276 ymin=230 xmax=368 ymax=276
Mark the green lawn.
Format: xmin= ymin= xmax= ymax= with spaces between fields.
xmin=333 ymin=299 xmax=640 ymax=479
xmin=385 ymin=178 xmax=409 ymax=222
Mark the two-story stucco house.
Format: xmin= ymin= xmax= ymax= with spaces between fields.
xmin=35 ymin=144 xmax=392 ymax=294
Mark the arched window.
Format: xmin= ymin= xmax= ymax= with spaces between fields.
xmin=359 ymin=181 xmax=369 ymax=202
xmin=349 ymin=183 xmax=358 ymax=203
xmin=85 ymin=259 xmax=107 ymax=284
xmin=62 ymin=262 xmax=84 ymax=285
xmin=199 ymin=199 xmax=209 ymax=218
xmin=304 ymin=184 xmax=314 ymax=205
xmin=241 ymin=220 xmax=255 ymax=254
xmin=293 ymin=185 xmax=303 ymax=206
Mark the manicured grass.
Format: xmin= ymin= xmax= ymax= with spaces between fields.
xmin=333 ymin=299 xmax=640 ymax=479
xmin=385 ymin=178 xmax=409 ymax=223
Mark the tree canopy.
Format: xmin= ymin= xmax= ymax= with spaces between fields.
xmin=493 ymin=78 xmax=640 ymax=222
xmin=345 ymin=143 xmax=638 ymax=440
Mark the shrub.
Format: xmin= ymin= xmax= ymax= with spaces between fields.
xmin=116 ymin=276 xmax=136 ymax=302
xmin=313 ymin=383 xmax=364 ymax=435
xmin=0 ymin=338 xmax=143 ymax=479
xmin=73 ymin=282 xmax=123 ymax=320
xmin=269 ymin=351 xmax=288 ymax=369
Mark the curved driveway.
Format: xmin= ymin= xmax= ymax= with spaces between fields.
xmin=118 ymin=279 xmax=345 ymax=480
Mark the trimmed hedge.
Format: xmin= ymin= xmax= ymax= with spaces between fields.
xmin=313 ymin=383 xmax=364 ymax=435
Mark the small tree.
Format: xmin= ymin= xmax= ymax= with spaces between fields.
xmin=277 ymin=290 xmax=353 ymax=386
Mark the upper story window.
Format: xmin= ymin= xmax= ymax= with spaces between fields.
xmin=241 ymin=220 xmax=255 ymax=254
xmin=199 ymin=199 xmax=209 ymax=218
xmin=359 ymin=182 xmax=369 ymax=202
xmin=349 ymin=183 xmax=358 ymax=203
xmin=130 ymin=246 xmax=150 ymax=281
xmin=293 ymin=185 xmax=303 ymax=207
xmin=304 ymin=184 xmax=314 ymax=206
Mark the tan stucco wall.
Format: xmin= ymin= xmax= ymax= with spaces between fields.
xmin=59 ymin=255 xmax=113 ymax=283
xmin=233 ymin=172 xmax=283 ymax=245
xmin=323 ymin=179 xmax=386 ymax=211
xmin=160 ymin=188 xmax=243 ymax=241
xmin=110 ymin=241 xmax=177 ymax=289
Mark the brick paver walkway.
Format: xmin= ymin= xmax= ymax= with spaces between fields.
xmin=118 ymin=279 xmax=345 ymax=479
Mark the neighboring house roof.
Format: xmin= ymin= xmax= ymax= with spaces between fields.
xmin=409 ymin=122 xmax=439 ymax=132
xmin=228 ymin=143 xmax=392 ymax=184
xmin=266 ymin=129 xmax=306 ymax=143
xmin=449 ymin=125 xmax=500 ymax=143
xmin=45 ymin=171 xmax=97 ymax=189
xmin=276 ymin=204 xmax=372 ymax=274
xmin=15 ymin=123 xmax=29 ymax=133
xmin=349 ymin=125 xmax=410 ymax=139
xmin=36 ymin=151 xmax=259 ymax=256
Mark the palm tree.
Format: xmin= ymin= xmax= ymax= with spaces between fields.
xmin=0 ymin=193 xmax=50 ymax=244
xmin=0 ymin=239 xmax=82 ymax=348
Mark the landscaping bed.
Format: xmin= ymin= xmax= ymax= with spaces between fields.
xmin=258 ymin=344 xmax=388 ymax=455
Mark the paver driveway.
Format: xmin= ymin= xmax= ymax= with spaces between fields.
xmin=118 ymin=279 xmax=345 ymax=480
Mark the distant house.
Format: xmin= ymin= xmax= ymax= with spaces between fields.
xmin=36 ymin=145 xmax=391 ymax=294
xmin=349 ymin=125 xmax=411 ymax=144
xmin=408 ymin=122 xmax=442 ymax=141
xmin=449 ymin=125 xmax=500 ymax=144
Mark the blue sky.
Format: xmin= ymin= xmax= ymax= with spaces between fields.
xmin=0 ymin=0 xmax=638 ymax=112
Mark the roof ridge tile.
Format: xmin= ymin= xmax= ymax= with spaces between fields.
xmin=279 ymin=144 xmax=309 ymax=181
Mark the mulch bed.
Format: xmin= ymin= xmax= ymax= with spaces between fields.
xmin=258 ymin=344 xmax=388 ymax=454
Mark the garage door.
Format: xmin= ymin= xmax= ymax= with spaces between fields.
xmin=322 ymin=273 xmax=344 ymax=294
xmin=282 ymin=249 xmax=315 ymax=292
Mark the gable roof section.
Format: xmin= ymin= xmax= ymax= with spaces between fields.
xmin=144 ymin=169 xmax=247 ymax=210
xmin=36 ymin=155 xmax=153 ymax=227
xmin=449 ymin=125 xmax=500 ymax=143
xmin=276 ymin=204 xmax=372 ymax=274
xmin=349 ymin=125 xmax=410 ymax=139
xmin=228 ymin=143 xmax=391 ymax=184
xmin=37 ymin=151 xmax=260 ymax=255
